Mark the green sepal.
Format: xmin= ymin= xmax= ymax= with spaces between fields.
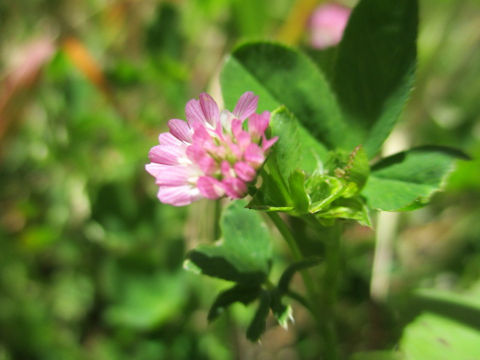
xmin=315 ymin=197 xmax=372 ymax=227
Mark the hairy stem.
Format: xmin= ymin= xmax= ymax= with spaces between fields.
xmin=323 ymin=221 xmax=342 ymax=360
xmin=267 ymin=212 xmax=340 ymax=360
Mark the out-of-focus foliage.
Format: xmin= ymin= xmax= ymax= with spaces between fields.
xmin=0 ymin=1 xmax=294 ymax=359
xmin=0 ymin=0 xmax=479 ymax=359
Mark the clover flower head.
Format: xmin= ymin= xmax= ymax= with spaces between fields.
xmin=146 ymin=92 xmax=278 ymax=206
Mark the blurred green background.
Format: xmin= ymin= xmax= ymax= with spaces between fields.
xmin=0 ymin=0 xmax=479 ymax=359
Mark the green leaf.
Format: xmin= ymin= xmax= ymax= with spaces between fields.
xmin=350 ymin=351 xmax=403 ymax=360
xmin=304 ymin=47 xmax=338 ymax=81
xmin=277 ymin=258 xmax=322 ymax=295
xmin=399 ymin=288 xmax=480 ymax=359
xmin=410 ymin=289 xmax=480 ymax=331
xmin=269 ymin=106 xmax=328 ymax=181
xmin=246 ymin=290 xmax=271 ymax=342
xmin=207 ymin=284 xmax=261 ymax=322
xmin=400 ymin=312 xmax=480 ymax=360
xmin=221 ymin=42 xmax=359 ymax=150
xmin=362 ymin=146 xmax=467 ymax=211
xmin=333 ymin=0 xmax=418 ymax=157
xmin=185 ymin=200 xmax=272 ymax=284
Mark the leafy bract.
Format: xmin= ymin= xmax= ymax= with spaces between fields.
xmin=249 ymin=108 xmax=370 ymax=224
xmin=185 ymin=200 xmax=272 ymax=284
xmin=333 ymin=0 xmax=418 ymax=157
xmin=221 ymin=42 xmax=359 ymax=151
xmin=362 ymin=146 xmax=467 ymax=211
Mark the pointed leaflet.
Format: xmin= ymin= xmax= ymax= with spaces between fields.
xmin=207 ymin=284 xmax=261 ymax=322
xmin=333 ymin=0 xmax=418 ymax=157
xmin=185 ymin=199 xmax=272 ymax=283
xmin=221 ymin=42 xmax=359 ymax=150
xmin=277 ymin=257 xmax=322 ymax=295
xmin=362 ymin=146 xmax=467 ymax=211
xmin=246 ymin=290 xmax=271 ymax=342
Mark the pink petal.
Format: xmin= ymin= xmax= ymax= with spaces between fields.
xmin=244 ymin=143 xmax=265 ymax=168
xmin=199 ymin=93 xmax=220 ymax=127
xmin=249 ymin=111 xmax=270 ymax=138
xmin=223 ymin=178 xmax=247 ymax=199
xmin=231 ymin=119 xmax=243 ymax=138
xmin=213 ymin=144 xmax=227 ymax=159
xmin=185 ymin=99 xmax=207 ymax=126
xmin=186 ymin=145 xmax=217 ymax=175
xmin=236 ymin=131 xmax=251 ymax=149
xmin=148 ymin=145 xmax=185 ymax=165
xmin=223 ymin=138 xmax=242 ymax=159
xmin=191 ymin=122 xmax=212 ymax=145
xmin=168 ymin=119 xmax=192 ymax=143
xmin=186 ymin=144 xmax=207 ymax=162
xmin=197 ymin=176 xmax=225 ymax=199
xmin=158 ymin=185 xmax=201 ymax=206
xmin=233 ymin=92 xmax=258 ymax=121
xmin=234 ymin=162 xmax=256 ymax=182
xmin=145 ymin=163 xmax=163 ymax=178
xmin=231 ymin=118 xmax=251 ymax=149
xmin=262 ymin=135 xmax=278 ymax=151
xmin=221 ymin=161 xmax=235 ymax=179
xmin=152 ymin=165 xmax=192 ymax=186
xmin=159 ymin=132 xmax=183 ymax=146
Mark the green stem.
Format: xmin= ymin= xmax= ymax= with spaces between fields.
xmin=267 ymin=213 xmax=316 ymax=294
xmin=322 ymin=221 xmax=342 ymax=360
xmin=267 ymin=212 xmax=340 ymax=360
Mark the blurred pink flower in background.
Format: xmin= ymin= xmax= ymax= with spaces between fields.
xmin=309 ymin=3 xmax=351 ymax=49
xmin=0 ymin=37 xmax=55 ymax=137
xmin=3 ymin=38 xmax=55 ymax=91
xmin=146 ymin=92 xmax=277 ymax=206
